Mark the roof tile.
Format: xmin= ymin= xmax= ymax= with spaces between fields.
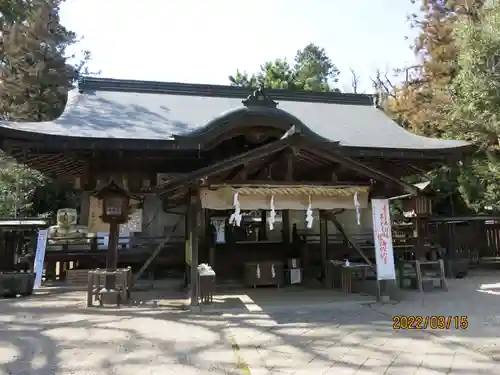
xmin=0 ymin=77 xmax=469 ymax=150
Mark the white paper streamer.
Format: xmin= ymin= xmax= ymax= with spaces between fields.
xmin=256 ymin=264 xmax=261 ymax=279
xmin=268 ymin=195 xmax=276 ymax=230
xmin=271 ymin=264 xmax=275 ymax=278
xmin=305 ymin=196 xmax=313 ymax=229
xmin=354 ymin=192 xmax=361 ymax=226
xmin=228 ymin=192 xmax=242 ymax=227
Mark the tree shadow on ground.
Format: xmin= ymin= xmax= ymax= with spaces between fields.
xmin=0 ymin=270 xmax=498 ymax=374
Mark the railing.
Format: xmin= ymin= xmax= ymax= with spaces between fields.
xmin=45 ymin=234 xmax=185 ymax=253
xmin=299 ymin=216 xmax=500 ymax=265
xmin=42 ymin=216 xmax=500 ymax=269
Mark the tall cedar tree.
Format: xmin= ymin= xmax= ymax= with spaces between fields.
xmin=229 ymin=43 xmax=340 ymax=92
xmin=391 ymin=0 xmax=484 ymax=136
xmin=0 ymin=0 xmax=82 ymax=218
xmin=0 ymin=0 xmax=77 ymax=121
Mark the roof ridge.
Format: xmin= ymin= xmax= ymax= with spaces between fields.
xmin=77 ymin=76 xmax=374 ymax=106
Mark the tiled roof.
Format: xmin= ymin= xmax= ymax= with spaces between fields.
xmin=0 ymin=77 xmax=470 ymax=150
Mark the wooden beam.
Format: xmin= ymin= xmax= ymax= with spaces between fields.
xmin=247 ymin=149 xmax=285 ymax=180
xmin=321 ymin=211 xmax=376 ymax=274
xmin=297 ymin=150 xmax=331 ymax=166
xmin=299 ymin=140 xmax=418 ymax=195
xmin=157 ymin=133 xmax=299 ymax=196
xmin=225 ymin=165 xmax=246 ymax=181
xmin=131 ymin=214 xmax=184 ymax=287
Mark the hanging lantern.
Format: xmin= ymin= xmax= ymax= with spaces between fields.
xmin=92 ymin=179 xmax=131 ymax=224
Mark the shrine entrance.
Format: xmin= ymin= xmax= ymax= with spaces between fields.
xmin=156 ymin=127 xmax=417 ymax=306
xmin=200 ymin=184 xmax=371 ymax=288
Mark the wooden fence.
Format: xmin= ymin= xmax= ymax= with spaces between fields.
xmin=428 ymin=216 xmax=500 ymax=263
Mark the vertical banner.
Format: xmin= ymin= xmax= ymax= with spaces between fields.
xmin=33 ymin=229 xmax=49 ymax=289
xmin=371 ymin=199 xmax=396 ymax=280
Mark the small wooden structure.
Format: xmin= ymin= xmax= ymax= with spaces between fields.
xmin=92 ymin=180 xmax=132 ymax=291
xmin=0 ymin=218 xmax=46 ymax=271
xmin=392 ymin=182 xmax=434 ymax=258
xmin=390 ymin=182 xmax=450 ymax=291
xmin=87 ymin=267 xmax=132 ymax=307
xmin=197 ymin=264 xmax=215 ymax=304
xmin=326 ymin=260 xmax=371 ymax=295
xmin=398 ymin=259 xmax=448 ymax=292
xmin=0 ymin=77 xmax=474 ymax=304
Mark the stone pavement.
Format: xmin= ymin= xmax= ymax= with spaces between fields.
xmin=0 ymin=270 xmax=499 ymax=374
xmin=225 ymin=304 xmax=498 ymax=374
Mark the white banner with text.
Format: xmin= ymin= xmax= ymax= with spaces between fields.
xmin=371 ymin=199 xmax=396 ymax=280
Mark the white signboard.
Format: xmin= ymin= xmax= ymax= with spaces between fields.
xmin=371 ymin=199 xmax=396 ymax=280
xmin=33 ymin=229 xmax=49 ymax=289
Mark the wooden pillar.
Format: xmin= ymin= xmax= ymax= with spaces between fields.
xmin=260 ymin=211 xmax=267 ymax=241
xmin=189 ymin=191 xmax=201 ymax=307
xmin=184 ymin=199 xmax=190 ymax=288
xmin=0 ymin=231 xmax=6 ymax=271
xmin=320 ymin=212 xmax=328 ymax=286
xmin=207 ymin=210 xmax=216 ymax=268
xmin=105 ymin=221 xmax=119 ymax=290
xmin=282 ymin=210 xmax=291 ymax=244
xmin=414 ymin=217 xmax=427 ymax=261
xmin=79 ymin=191 xmax=90 ymax=225
xmin=284 ymin=150 xmax=293 ymax=246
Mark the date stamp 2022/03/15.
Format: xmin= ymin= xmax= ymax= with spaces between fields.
xmin=393 ymin=315 xmax=468 ymax=330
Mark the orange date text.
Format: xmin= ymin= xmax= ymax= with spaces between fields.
xmin=392 ymin=315 xmax=468 ymax=330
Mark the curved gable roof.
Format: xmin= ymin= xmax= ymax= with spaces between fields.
xmin=0 ymin=77 xmax=470 ymax=152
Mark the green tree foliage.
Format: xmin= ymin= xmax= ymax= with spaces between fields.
xmin=392 ymin=0 xmax=484 ymax=136
xmin=0 ymin=0 xmax=81 ymax=120
xmin=381 ymin=0 xmax=490 ymax=215
xmin=0 ymin=155 xmax=79 ymax=218
xmin=229 ymin=43 xmax=340 ymax=91
xmin=0 ymin=162 xmax=42 ymax=217
xmin=0 ymin=0 xmax=35 ymax=25
xmin=446 ymin=0 xmax=500 ymax=211
xmin=0 ymin=0 xmax=87 ymax=219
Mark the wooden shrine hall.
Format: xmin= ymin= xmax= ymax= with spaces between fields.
xmin=0 ymin=77 xmax=473 ymax=297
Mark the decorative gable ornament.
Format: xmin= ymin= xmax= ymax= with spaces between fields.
xmin=242 ymin=87 xmax=278 ymax=108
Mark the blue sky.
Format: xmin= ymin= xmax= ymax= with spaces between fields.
xmin=60 ymin=0 xmax=420 ymax=93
